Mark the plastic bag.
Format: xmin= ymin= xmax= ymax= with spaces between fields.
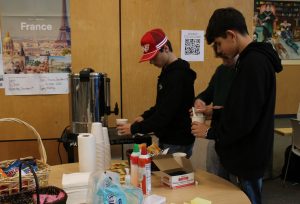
xmin=98 ymin=176 xmax=127 ymax=204
xmin=87 ymin=171 xmax=144 ymax=204
xmin=123 ymin=185 xmax=143 ymax=204
xmin=87 ymin=171 xmax=126 ymax=204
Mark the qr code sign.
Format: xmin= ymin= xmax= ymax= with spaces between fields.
xmin=185 ymin=39 xmax=200 ymax=55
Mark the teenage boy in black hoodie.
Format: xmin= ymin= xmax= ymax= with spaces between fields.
xmin=193 ymin=44 xmax=237 ymax=180
xmin=117 ymin=28 xmax=196 ymax=158
xmin=191 ymin=8 xmax=282 ymax=204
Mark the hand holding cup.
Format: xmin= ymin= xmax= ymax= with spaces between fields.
xmin=191 ymin=114 xmax=205 ymax=123
xmin=191 ymin=107 xmax=205 ymax=123
xmin=116 ymin=118 xmax=129 ymax=135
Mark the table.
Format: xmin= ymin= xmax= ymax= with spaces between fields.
xmin=64 ymin=128 xmax=152 ymax=161
xmin=108 ymin=128 xmax=152 ymax=159
xmin=48 ymin=163 xmax=250 ymax=204
xmin=267 ymin=127 xmax=292 ymax=178
xmin=274 ymin=128 xmax=293 ymax=136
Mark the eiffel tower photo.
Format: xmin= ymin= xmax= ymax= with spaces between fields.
xmin=56 ymin=0 xmax=71 ymax=46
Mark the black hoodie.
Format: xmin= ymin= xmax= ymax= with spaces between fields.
xmin=208 ymin=42 xmax=283 ymax=179
xmin=131 ymin=58 xmax=196 ymax=145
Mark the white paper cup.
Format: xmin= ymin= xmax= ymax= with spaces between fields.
xmin=172 ymin=152 xmax=187 ymax=157
xmin=116 ymin=118 xmax=128 ymax=135
xmin=116 ymin=118 xmax=128 ymax=125
xmin=191 ymin=115 xmax=205 ymax=123
xmin=172 ymin=152 xmax=187 ymax=166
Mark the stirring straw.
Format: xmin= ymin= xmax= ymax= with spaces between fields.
xmin=192 ymin=107 xmax=196 ymax=117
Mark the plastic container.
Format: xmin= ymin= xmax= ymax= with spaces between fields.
xmin=138 ymin=144 xmax=151 ymax=195
xmin=125 ymin=168 xmax=131 ymax=186
xmin=130 ymin=144 xmax=140 ymax=187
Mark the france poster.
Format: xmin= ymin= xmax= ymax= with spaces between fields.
xmin=0 ymin=0 xmax=71 ymax=95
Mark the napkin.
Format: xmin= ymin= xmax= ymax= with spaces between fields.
xmin=62 ymin=172 xmax=91 ymax=188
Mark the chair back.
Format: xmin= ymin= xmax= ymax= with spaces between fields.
xmin=290 ymin=119 xmax=300 ymax=150
xmin=190 ymin=138 xmax=209 ymax=170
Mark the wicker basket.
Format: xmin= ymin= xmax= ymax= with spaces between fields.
xmin=0 ymin=160 xmax=67 ymax=204
xmin=0 ymin=118 xmax=50 ymax=195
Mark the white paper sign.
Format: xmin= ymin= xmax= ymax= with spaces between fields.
xmin=4 ymin=73 xmax=69 ymax=95
xmin=181 ymin=30 xmax=204 ymax=62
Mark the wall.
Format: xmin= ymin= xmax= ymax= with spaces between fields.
xmin=0 ymin=0 xmax=120 ymax=165
xmin=0 ymin=0 xmax=299 ymax=165
xmin=121 ymin=0 xmax=254 ymax=121
xmin=276 ymin=65 xmax=300 ymax=113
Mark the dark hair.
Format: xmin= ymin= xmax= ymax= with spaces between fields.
xmin=160 ymin=40 xmax=173 ymax=52
xmin=205 ymin=7 xmax=249 ymax=45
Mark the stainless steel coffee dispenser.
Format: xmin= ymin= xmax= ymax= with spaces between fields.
xmin=69 ymin=68 xmax=118 ymax=133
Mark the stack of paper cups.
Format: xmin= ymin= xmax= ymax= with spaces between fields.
xmin=91 ymin=122 xmax=105 ymax=171
xmin=78 ymin=133 xmax=96 ymax=172
xmin=102 ymin=127 xmax=111 ymax=169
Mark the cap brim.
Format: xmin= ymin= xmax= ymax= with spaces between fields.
xmin=139 ymin=50 xmax=159 ymax=63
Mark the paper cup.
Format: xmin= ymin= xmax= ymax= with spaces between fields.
xmin=172 ymin=152 xmax=187 ymax=166
xmin=191 ymin=115 xmax=205 ymax=123
xmin=116 ymin=118 xmax=128 ymax=125
xmin=116 ymin=118 xmax=128 ymax=135
xmin=173 ymin=152 xmax=187 ymax=157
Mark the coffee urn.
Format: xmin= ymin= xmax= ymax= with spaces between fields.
xmin=69 ymin=68 xmax=118 ymax=134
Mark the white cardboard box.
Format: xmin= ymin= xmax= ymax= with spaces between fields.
xmin=152 ymin=154 xmax=194 ymax=189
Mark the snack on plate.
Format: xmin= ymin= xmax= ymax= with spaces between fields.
xmin=109 ymin=162 xmax=129 ymax=184
xmin=147 ymin=142 xmax=161 ymax=156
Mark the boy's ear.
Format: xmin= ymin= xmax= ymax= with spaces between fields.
xmin=225 ymin=30 xmax=237 ymax=40
xmin=163 ymin=44 xmax=169 ymax=52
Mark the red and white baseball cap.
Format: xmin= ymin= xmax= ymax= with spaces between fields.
xmin=139 ymin=28 xmax=168 ymax=62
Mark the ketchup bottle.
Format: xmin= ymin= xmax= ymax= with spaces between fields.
xmin=130 ymin=144 xmax=140 ymax=187
xmin=138 ymin=144 xmax=151 ymax=195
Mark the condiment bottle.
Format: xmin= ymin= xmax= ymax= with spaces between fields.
xmin=130 ymin=144 xmax=140 ymax=187
xmin=138 ymin=144 xmax=151 ymax=195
